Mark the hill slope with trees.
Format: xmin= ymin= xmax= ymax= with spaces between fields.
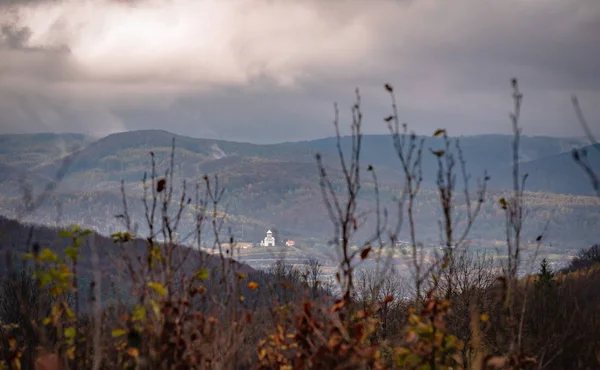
xmin=0 ymin=131 xmax=598 ymax=250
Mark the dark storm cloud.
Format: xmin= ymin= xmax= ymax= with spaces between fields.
xmin=1 ymin=23 xmax=30 ymax=49
xmin=0 ymin=0 xmax=598 ymax=142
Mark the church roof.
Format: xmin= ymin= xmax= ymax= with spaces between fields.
xmin=267 ymin=230 xmax=272 ymax=234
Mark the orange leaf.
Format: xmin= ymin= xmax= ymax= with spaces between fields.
xmin=328 ymin=334 xmax=342 ymax=349
xmin=422 ymin=299 xmax=435 ymax=314
xmin=127 ymin=348 xmax=139 ymax=358
xmin=330 ymin=299 xmax=345 ymax=313
xmin=484 ymin=356 xmax=508 ymax=369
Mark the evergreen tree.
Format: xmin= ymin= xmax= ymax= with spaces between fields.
xmin=536 ymin=258 xmax=554 ymax=289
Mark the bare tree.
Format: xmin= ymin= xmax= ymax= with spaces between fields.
xmin=384 ymin=84 xmax=426 ymax=304
xmin=302 ymin=257 xmax=323 ymax=299
xmin=432 ymin=132 xmax=489 ymax=298
xmin=316 ymin=88 xmax=385 ymax=304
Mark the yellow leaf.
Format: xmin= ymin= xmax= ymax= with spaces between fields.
xmin=480 ymin=313 xmax=490 ymax=322
xmin=132 ymin=306 xmax=146 ymax=322
xmin=39 ymin=248 xmax=58 ymax=262
xmin=64 ymin=306 xmax=75 ymax=320
xmin=258 ymin=348 xmax=267 ymax=360
xmin=64 ymin=327 xmax=76 ymax=339
xmin=112 ymin=329 xmax=127 ymax=338
xmin=150 ymin=300 xmax=160 ymax=318
xmin=147 ymin=282 xmax=166 ymax=297
xmin=247 ymin=281 xmax=259 ymax=290
xmin=195 ymin=269 xmax=209 ymax=281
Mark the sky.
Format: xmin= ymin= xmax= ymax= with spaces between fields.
xmin=0 ymin=0 xmax=599 ymax=143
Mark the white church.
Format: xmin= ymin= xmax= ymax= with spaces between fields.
xmin=260 ymin=230 xmax=276 ymax=247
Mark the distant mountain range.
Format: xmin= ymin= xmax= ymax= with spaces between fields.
xmin=294 ymin=134 xmax=597 ymax=194
xmin=0 ymin=130 xmax=598 ymax=250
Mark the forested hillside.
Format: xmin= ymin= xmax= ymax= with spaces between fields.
xmin=0 ymin=131 xmax=598 ymax=251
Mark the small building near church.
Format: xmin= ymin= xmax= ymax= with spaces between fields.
xmin=285 ymin=240 xmax=295 ymax=247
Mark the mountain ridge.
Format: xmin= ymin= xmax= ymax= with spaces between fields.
xmin=0 ymin=130 xmax=598 ymax=251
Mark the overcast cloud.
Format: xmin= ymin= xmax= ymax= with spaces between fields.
xmin=0 ymin=0 xmax=599 ymax=142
